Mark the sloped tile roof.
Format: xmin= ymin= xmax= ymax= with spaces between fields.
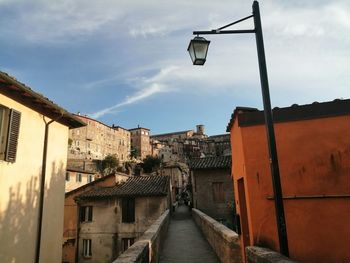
xmin=189 ymin=156 xmax=231 ymax=170
xmin=77 ymin=175 xmax=169 ymax=200
xmin=0 ymin=71 xmax=86 ymax=129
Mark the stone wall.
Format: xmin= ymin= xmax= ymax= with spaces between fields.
xmin=113 ymin=210 xmax=170 ymax=263
xmin=246 ymin=246 xmax=298 ymax=263
xmin=68 ymin=115 xmax=130 ymax=162
xmin=192 ymin=209 xmax=242 ymax=263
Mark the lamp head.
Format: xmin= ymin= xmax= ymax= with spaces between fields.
xmin=187 ymin=36 xmax=210 ymax=65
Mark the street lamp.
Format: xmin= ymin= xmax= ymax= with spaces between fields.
xmin=187 ymin=36 xmax=210 ymax=65
xmin=188 ymin=0 xmax=289 ymax=256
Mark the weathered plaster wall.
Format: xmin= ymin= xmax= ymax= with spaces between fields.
xmin=62 ymin=174 xmax=119 ymax=263
xmin=78 ymin=195 xmax=168 ymax=262
xmin=113 ymin=210 xmax=170 ymax=263
xmin=231 ymin=113 xmax=350 ymax=262
xmin=192 ymin=168 xmax=234 ymax=227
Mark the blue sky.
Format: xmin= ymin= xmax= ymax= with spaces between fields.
xmin=1 ymin=0 xmax=349 ymax=135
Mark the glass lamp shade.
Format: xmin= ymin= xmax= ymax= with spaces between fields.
xmin=187 ymin=36 xmax=210 ymax=65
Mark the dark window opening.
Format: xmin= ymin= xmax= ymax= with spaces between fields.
xmin=122 ymin=238 xmax=135 ymax=252
xmin=122 ymin=198 xmax=135 ymax=223
xmin=80 ymin=206 xmax=93 ymax=222
xmin=82 ymin=239 xmax=92 ymax=257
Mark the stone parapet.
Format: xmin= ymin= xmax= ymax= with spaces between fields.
xmin=192 ymin=208 xmax=242 ymax=263
xmin=246 ymin=246 xmax=298 ymax=263
xmin=113 ymin=210 xmax=170 ymax=263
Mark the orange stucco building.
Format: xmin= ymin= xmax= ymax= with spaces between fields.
xmin=227 ymin=99 xmax=350 ymax=263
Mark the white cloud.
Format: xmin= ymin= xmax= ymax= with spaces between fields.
xmin=89 ymin=66 xmax=178 ymax=118
xmin=1 ymin=0 xmax=350 ymax=111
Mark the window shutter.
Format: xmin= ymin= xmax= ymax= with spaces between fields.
xmin=80 ymin=207 xmax=85 ymax=222
xmin=129 ymin=199 xmax=135 ymax=222
xmin=122 ymin=199 xmax=127 ymax=222
xmin=5 ymin=109 xmax=21 ymax=162
xmin=212 ymin=182 xmax=225 ymax=203
xmin=88 ymin=206 xmax=93 ymax=221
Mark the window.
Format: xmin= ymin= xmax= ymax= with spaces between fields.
xmin=87 ymin=174 xmax=93 ymax=183
xmin=122 ymin=238 xmax=135 ymax=252
xmin=76 ymin=173 xmax=82 ymax=182
xmin=212 ymin=182 xmax=225 ymax=203
xmin=65 ymin=172 xmax=70 ymax=181
xmin=80 ymin=206 xmax=93 ymax=222
xmin=122 ymin=198 xmax=135 ymax=223
xmin=0 ymin=106 xmax=21 ymax=162
xmin=82 ymin=239 xmax=92 ymax=257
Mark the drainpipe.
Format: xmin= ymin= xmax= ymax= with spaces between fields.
xmin=75 ymin=201 xmax=81 ymax=263
xmin=35 ymin=113 xmax=63 ymax=263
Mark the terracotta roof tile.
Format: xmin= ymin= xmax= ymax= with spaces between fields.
xmin=189 ymin=156 xmax=231 ymax=170
xmin=77 ymin=175 xmax=169 ymax=199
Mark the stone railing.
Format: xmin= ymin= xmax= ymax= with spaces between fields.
xmin=246 ymin=246 xmax=298 ymax=263
xmin=113 ymin=210 xmax=170 ymax=263
xmin=192 ymin=208 xmax=242 ymax=263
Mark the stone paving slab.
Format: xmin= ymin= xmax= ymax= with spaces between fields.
xmin=159 ymin=205 xmax=220 ymax=263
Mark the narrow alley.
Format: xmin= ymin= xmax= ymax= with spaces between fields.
xmin=159 ymin=205 xmax=220 ymax=263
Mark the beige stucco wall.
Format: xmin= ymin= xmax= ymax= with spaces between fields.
xmin=65 ymin=171 xmax=95 ymax=192
xmin=0 ymin=94 xmax=69 ymax=263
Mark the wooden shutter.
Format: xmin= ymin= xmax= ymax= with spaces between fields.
xmin=88 ymin=206 xmax=93 ymax=221
xmin=122 ymin=199 xmax=128 ymax=222
xmin=212 ymin=182 xmax=225 ymax=203
xmin=122 ymin=198 xmax=135 ymax=223
xmin=5 ymin=109 xmax=21 ymax=162
xmin=80 ymin=207 xmax=85 ymax=222
xmin=129 ymin=199 xmax=135 ymax=222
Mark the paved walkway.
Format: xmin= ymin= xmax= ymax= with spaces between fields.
xmin=159 ymin=205 xmax=220 ymax=263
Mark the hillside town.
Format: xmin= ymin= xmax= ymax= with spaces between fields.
xmin=1 ymin=1 xmax=349 ymax=263
xmin=2 ymin=68 xmax=350 ymax=263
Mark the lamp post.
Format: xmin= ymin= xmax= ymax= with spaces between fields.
xmin=188 ymin=1 xmax=289 ymax=256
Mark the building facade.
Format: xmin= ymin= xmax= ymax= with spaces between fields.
xmin=227 ymin=99 xmax=350 ymax=262
xmin=0 ymin=71 xmax=85 ymax=263
xmin=65 ymin=168 xmax=96 ymax=192
xmin=75 ymin=176 xmax=170 ymax=263
xmin=190 ymin=156 xmax=234 ymax=229
xmin=161 ymin=164 xmax=185 ymax=204
xmin=63 ymin=172 xmax=129 ymax=263
xmin=201 ymin=134 xmax=231 ymax=157
xmin=129 ymin=127 xmax=151 ymax=160
xmin=150 ymin=125 xmax=231 ymax=162
xmin=68 ymin=116 xmax=130 ymax=163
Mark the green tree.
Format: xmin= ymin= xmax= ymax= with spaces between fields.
xmin=130 ymin=147 xmax=139 ymax=159
xmin=142 ymin=156 xmax=161 ymax=173
xmin=100 ymin=155 xmax=119 ymax=175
